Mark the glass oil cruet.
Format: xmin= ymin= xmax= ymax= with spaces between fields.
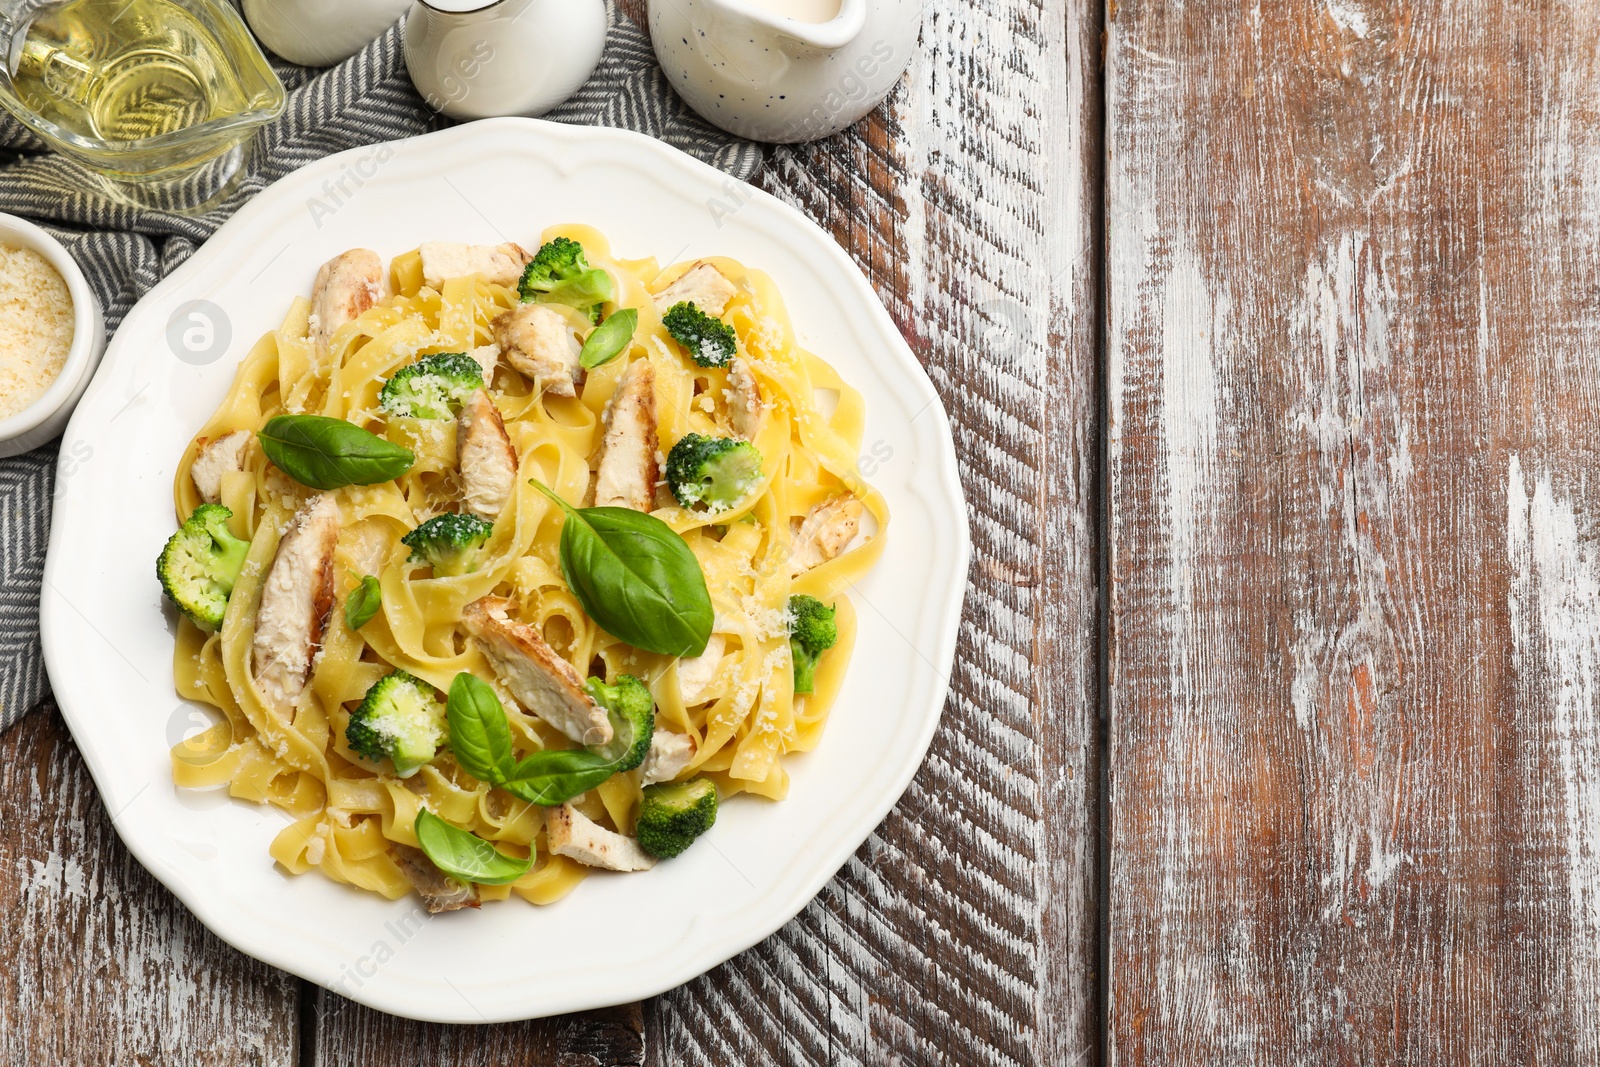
xmin=0 ymin=0 xmax=285 ymax=213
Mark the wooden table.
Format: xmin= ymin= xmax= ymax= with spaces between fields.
xmin=8 ymin=0 xmax=1595 ymax=1062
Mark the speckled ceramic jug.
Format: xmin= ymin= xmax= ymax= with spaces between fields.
xmin=649 ymin=0 xmax=920 ymax=143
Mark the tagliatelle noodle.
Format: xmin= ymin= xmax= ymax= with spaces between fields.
xmin=167 ymin=225 xmax=887 ymax=906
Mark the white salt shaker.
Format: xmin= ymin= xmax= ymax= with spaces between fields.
xmin=404 ymin=0 xmax=607 ymax=120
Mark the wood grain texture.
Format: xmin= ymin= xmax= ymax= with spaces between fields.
xmin=5 ymin=3 xmax=1098 ymax=1062
xmin=0 ymin=705 xmax=300 ymax=1066
xmin=1107 ymin=1 xmax=1600 ymax=1061
xmin=308 ymin=995 xmax=644 ymax=1066
xmin=649 ymin=1 xmax=1102 ymax=1064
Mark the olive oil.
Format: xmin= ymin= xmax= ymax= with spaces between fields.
xmin=8 ymin=0 xmax=263 ymax=145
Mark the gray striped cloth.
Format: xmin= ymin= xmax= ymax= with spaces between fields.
xmin=0 ymin=3 xmax=762 ymax=730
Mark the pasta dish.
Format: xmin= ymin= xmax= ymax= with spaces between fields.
xmin=158 ymin=226 xmax=886 ymax=910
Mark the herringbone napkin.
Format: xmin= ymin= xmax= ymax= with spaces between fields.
xmin=0 ymin=4 xmax=762 ymax=730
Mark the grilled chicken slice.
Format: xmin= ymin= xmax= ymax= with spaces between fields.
xmin=675 ymin=634 xmax=724 ymax=706
xmin=492 ymin=303 xmax=583 ymax=397
xmin=461 ymin=596 xmax=612 ymax=746
xmin=457 ymin=390 xmax=518 ymax=521
xmin=789 ymin=496 xmax=864 ymax=577
xmin=547 ymin=804 xmax=656 ymax=872
xmin=640 ymin=731 xmax=697 ymax=787
xmin=391 ymin=844 xmax=482 ymax=913
xmin=419 ymin=241 xmax=532 ymax=289
xmin=190 ymin=429 xmax=252 ymax=504
xmin=726 ymin=357 xmax=764 ymax=441
xmin=253 ymin=494 xmax=340 ymax=711
xmin=653 ymin=262 xmax=739 ymax=317
xmin=593 ymin=358 xmax=658 ymax=512
xmin=310 ymin=249 xmax=384 ymax=354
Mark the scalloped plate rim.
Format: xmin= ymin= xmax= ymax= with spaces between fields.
xmin=41 ymin=117 xmax=970 ymax=1023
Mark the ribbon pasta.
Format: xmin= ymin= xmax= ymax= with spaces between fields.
xmin=168 ymin=225 xmax=887 ymax=906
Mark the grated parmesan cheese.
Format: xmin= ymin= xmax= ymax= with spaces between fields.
xmin=0 ymin=244 xmax=74 ymax=421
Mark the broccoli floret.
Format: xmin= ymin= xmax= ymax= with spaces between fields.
xmin=401 ymin=512 xmax=494 ymax=576
xmin=518 ymin=237 xmax=614 ymax=313
xmin=157 ymin=504 xmax=250 ymax=631
xmin=664 ymin=433 xmax=764 ymax=512
xmin=347 ymin=669 xmax=446 ymax=777
xmin=585 ymin=674 xmax=655 ymax=772
xmin=636 ymin=777 xmax=718 ymax=858
xmin=379 ymin=352 xmax=484 ymax=418
xmin=661 ymin=301 xmax=738 ymax=368
xmin=518 ymin=237 xmax=586 ymax=295
xmin=787 ymin=594 xmax=838 ymax=695
xmin=545 ymin=269 xmax=615 ymax=313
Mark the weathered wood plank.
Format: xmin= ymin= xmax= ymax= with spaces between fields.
xmin=308 ymin=995 xmax=644 ymax=1066
xmin=0 ymin=706 xmax=300 ymax=1066
xmin=1108 ymin=1 xmax=1600 ymax=1061
xmin=649 ymin=1 xmax=1101 ymax=1064
xmin=6 ymin=4 xmax=1096 ymax=1062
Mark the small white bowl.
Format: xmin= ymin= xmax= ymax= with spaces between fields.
xmin=0 ymin=214 xmax=107 ymax=459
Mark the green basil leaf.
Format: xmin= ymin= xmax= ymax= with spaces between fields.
xmin=498 ymin=694 xmax=648 ymax=805
xmin=531 ymin=482 xmax=713 ymax=657
xmin=447 ymin=672 xmax=515 ymax=784
xmin=501 ymin=748 xmax=618 ymax=806
xmin=413 ymin=808 xmax=532 ymax=886
xmin=258 ymin=414 xmax=415 ymax=490
xmin=493 ymin=686 xmax=650 ymax=805
xmin=344 ymin=575 xmax=382 ymax=630
xmin=579 ymin=308 xmax=639 ymax=370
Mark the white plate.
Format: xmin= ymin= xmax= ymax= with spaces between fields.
xmin=42 ymin=118 xmax=968 ymax=1023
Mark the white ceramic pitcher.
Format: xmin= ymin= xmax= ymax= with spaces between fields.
xmin=404 ymin=0 xmax=606 ymax=120
xmin=649 ymin=0 xmax=920 ymax=143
